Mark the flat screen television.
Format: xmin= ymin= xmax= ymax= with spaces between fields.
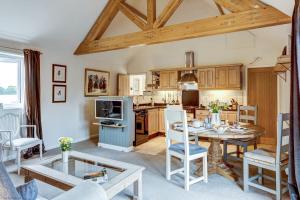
xmin=182 ymin=90 xmax=199 ymax=107
xmin=95 ymin=100 xmax=123 ymax=120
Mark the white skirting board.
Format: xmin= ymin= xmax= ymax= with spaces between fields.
xmin=98 ymin=143 xmax=134 ymax=152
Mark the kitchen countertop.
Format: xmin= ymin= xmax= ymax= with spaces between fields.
xmin=133 ymin=105 xmax=237 ymax=112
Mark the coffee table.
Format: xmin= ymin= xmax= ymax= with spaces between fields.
xmin=21 ymin=151 xmax=145 ymax=200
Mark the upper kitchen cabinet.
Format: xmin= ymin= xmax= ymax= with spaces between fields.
xmin=215 ymin=67 xmax=228 ymax=89
xmin=198 ymin=65 xmax=242 ymax=90
xmin=153 ymin=70 xmax=178 ymax=90
xmin=215 ymin=65 xmax=242 ymax=90
xmin=198 ymin=68 xmax=216 ymax=89
xmin=227 ymin=67 xmax=241 ymax=88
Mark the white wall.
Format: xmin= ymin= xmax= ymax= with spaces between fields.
xmin=0 ymin=38 xmax=128 ymax=150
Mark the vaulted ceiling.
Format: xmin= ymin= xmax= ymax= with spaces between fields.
xmin=74 ymin=0 xmax=292 ymax=55
xmin=0 ymin=0 xmax=294 ymax=55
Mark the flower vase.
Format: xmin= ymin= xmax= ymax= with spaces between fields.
xmin=211 ymin=113 xmax=221 ymax=126
xmin=62 ymin=151 xmax=69 ymax=163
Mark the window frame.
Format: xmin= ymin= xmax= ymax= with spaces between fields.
xmin=0 ymin=52 xmax=24 ymax=109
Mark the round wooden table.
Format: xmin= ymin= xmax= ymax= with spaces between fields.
xmin=193 ymin=125 xmax=265 ymax=181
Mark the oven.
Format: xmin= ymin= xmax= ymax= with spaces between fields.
xmin=134 ymin=110 xmax=149 ymax=146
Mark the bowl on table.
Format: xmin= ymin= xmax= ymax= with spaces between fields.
xmin=192 ymin=120 xmax=203 ymax=128
xmin=213 ymin=125 xmax=229 ymax=134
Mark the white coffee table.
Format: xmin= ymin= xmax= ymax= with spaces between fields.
xmin=21 ymin=151 xmax=145 ymax=200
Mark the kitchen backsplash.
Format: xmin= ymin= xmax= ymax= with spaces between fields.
xmin=133 ymin=90 xmax=244 ymax=106
xmin=199 ymin=90 xmax=244 ymax=106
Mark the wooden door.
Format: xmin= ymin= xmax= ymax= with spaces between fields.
xmin=206 ymin=68 xmax=216 ymax=88
xmin=117 ymin=74 xmax=129 ymax=96
xmin=248 ymin=67 xmax=277 ymax=145
xmin=169 ymin=71 xmax=178 ymax=88
xmin=228 ymin=67 xmax=241 ymax=88
xmin=198 ymin=69 xmax=207 ymax=89
xmin=215 ymin=67 xmax=228 ymax=88
xmin=160 ymin=72 xmax=170 ymax=89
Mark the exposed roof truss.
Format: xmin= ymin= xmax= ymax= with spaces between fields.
xmin=74 ymin=0 xmax=291 ymax=55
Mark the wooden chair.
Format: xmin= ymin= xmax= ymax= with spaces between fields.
xmin=223 ymin=105 xmax=258 ymax=161
xmin=243 ymin=113 xmax=289 ymax=200
xmin=165 ymin=108 xmax=208 ymax=191
xmin=0 ymin=113 xmax=43 ymax=174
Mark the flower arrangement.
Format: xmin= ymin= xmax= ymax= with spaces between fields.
xmin=58 ymin=137 xmax=73 ymax=152
xmin=208 ymin=100 xmax=229 ymax=113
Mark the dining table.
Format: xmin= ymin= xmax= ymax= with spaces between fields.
xmin=185 ymin=124 xmax=265 ymax=181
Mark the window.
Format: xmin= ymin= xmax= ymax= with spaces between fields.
xmin=0 ymin=52 xmax=23 ymax=108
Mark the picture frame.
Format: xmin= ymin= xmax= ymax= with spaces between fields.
xmin=84 ymin=68 xmax=110 ymax=97
xmin=52 ymin=85 xmax=67 ymax=103
xmin=52 ymin=64 xmax=67 ymax=83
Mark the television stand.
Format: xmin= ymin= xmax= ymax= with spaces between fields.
xmin=92 ymin=122 xmax=127 ymax=132
xmin=101 ymin=121 xmax=115 ymax=125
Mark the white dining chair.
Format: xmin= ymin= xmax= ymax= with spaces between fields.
xmin=0 ymin=113 xmax=43 ymax=174
xmin=165 ymin=108 xmax=208 ymax=191
xmin=243 ymin=113 xmax=289 ymax=200
xmin=224 ymin=105 xmax=258 ymax=161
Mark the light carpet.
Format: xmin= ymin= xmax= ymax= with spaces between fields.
xmin=8 ymin=137 xmax=288 ymax=200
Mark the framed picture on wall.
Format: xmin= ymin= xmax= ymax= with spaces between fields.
xmin=52 ymin=85 xmax=67 ymax=103
xmin=84 ymin=68 xmax=110 ymax=97
xmin=52 ymin=64 xmax=67 ymax=83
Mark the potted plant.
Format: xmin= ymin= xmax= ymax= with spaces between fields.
xmin=58 ymin=137 xmax=73 ymax=163
xmin=208 ymin=100 xmax=228 ymax=126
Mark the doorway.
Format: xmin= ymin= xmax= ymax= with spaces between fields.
xmin=247 ymin=67 xmax=277 ymax=145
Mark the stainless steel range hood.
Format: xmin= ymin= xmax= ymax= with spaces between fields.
xmin=179 ymin=51 xmax=198 ymax=90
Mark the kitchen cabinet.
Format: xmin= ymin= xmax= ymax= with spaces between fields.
xmin=198 ymin=68 xmax=215 ymax=89
xmin=148 ymin=109 xmax=159 ymax=135
xmin=227 ymin=67 xmax=241 ymax=88
xmin=198 ymin=69 xmax=206 ymax=88
xmin=215 ymin=66 xmax=241 ymax=89
xmin=198 ymin=66 xmax=241 ymax=90
xmin=215 ymin=67 xmax=228 ymax=89
xmin=196 ymin=110 xmax=237 ymax=123
xmin=221 ymin=111 xmax=237 ymax=123
xmin=159 ymin=71 xmax=178 ymax=89
xmin=206 ymin=68 xmax=216 ymax=88
xmin=158 ymin=108 xmax=165 ymax=133
xmin=169 ymin=71 xmax=178 ymax=88
xmin=195 ymin=110 xmax=209 ymax=121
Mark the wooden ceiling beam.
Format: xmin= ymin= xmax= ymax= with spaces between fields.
xmin=214 ymin=0 xmax=266 ymax=12
xmin=119 ymin=2 xmax=148 ymax=30
xmin=147 ymin=0 xmax=156 ymax=28
xmin=74 ymin=6 xmax=291 ymax=55
xmin=83 ymin=0 xmax=124 ymax=42
xmin=214 ymin=2 xmax=225 ymax=15
xmin=154 ymin=0 xmax=183 ymax=28
xmin=119 ymin=2 xmax=147 ymax=21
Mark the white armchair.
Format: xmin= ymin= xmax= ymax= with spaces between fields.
xmin=0 ymin=113 xmax=42 ymax=174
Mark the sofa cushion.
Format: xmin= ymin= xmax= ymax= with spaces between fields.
xmin=16 ymin=180 xmax=38 ymax=200
xmin=169 ymin=143 xmax=207 ymax=155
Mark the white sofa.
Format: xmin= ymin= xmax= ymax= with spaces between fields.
xmin=38 ymin=181 xmax=108 ymax=200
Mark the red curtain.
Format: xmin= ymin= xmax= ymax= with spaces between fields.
xmin=289 ymin=0 xmax=300 ymax=199
xmin=23 ymin=49 xmax=44 ymax=158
